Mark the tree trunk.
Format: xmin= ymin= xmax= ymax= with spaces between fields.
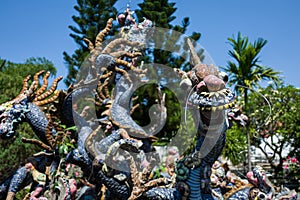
xmin=244 ymin=88 xmax=252 ymax=172
xmin=246 ymin=126 xmax=251 ymax=172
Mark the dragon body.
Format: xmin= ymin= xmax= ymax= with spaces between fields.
xmin=0 ymin=14 xmax=298 ymax=200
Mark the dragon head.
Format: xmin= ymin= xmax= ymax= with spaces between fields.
xmin=183 ymin=39 xmax=235 ymax=129
xmin=0 ymin=70 xmax=62 ymax=140
xmin=0 ymin=98 xmax=29 ymax=139
xmin=247 ymin=166 xmax=273 ymax=199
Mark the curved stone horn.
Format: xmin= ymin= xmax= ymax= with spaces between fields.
xmin=187 ymin=38 xmax=201 ymax=67
xmin=187 ymin=38 xmax=220 ymax=79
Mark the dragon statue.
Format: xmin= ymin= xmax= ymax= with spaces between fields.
xmin=0 ymin=10 xmax=298 ymax=200
xmin=210 ymin=161 xmax=298 ymax=200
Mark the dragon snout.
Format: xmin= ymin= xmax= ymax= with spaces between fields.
xmin=0 ymin=109 xmax=20 ymax=139
xmin=0 ymin=123 xmax=8 ymax=134
xmin=0 ymin=113 xmax=17 ymax=139
xmin=0 ymin=110 xmax=9 ymax=137
xmin=203 ymin=74 xmax=225 ymax=92
xmin=0 ymin=123 xmax=15 ymax=139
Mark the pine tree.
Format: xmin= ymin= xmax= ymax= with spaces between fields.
xmin=131 ymin=0 xmax=202 ymax=142
xmin=136 ymin=0 xmax=201 ymax=69
xmin=63 ymin=0 xmax=118 ymax=86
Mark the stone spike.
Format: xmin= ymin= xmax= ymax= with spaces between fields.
xmin=187 ymin=38 xmax=201 ymax=67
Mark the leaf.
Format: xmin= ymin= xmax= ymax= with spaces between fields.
xmin=59 ymin=145 xmax=64 ymax=156
xmin=65 ymin=126 xmax=77 ymax=131
xmin=60 ymin=124 xmax=67 ymax=129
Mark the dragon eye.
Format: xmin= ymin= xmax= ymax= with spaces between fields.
xmin=20 ymin=98 xmax=27 ymax=105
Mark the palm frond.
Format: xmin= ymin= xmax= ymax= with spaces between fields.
xmin=225 ymin=32 xmax=281 ymax=106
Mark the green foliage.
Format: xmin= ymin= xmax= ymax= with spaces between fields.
xmin=0 ymin=125 xmax=42 ymax=182
xmin=152 ymin=165 xmax=167 ymax=179
xmin=153 ymin=108 xmax=197 ymax=157
xmin=0 ymin=57 xmax=56 ymax=102
xmin=15 ymin=188 xmax=30 ymax=199
xmin=136 ymin=0 xmax=176 ymax=28
xmin=223 ymin=123 xmax=247 ymax=165
xmin=173 ymin=111 xmax=197 ymax=156
xmin=63 ymin=0 xmax=118 ymax=86
xmin=247 ymin=84 xmax=300 ymax=175
xmin=55 ymin=126 xmax=77 ymax=158
xmin=222 ymin=32 xmax=281 ymax=110
xmin=222 ymin=32 xmax=281 ymax=170
xmin=136 ymin=0 xmax=202 ymax=69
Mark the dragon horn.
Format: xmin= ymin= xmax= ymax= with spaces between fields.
xmin=187 ymin=38 xmax=201 ymax=67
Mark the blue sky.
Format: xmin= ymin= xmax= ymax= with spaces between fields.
xmin=0 ymin=0 xmax=299 ymax=88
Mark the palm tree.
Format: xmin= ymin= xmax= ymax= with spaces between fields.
xmin=222 ymin=32 xmax=281 ymax=171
